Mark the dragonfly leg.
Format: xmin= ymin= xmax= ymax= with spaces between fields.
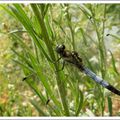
xmin=53 ymin=57 xmax=62 ymax=63
xmin=61 ymin=60 xmax=65 ymax=70
xmin=55 ymin=61 xmax=65 ymax=72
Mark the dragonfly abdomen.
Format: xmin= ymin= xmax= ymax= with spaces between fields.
xmin=106 ymin=85 xmax=120 ymax=95
xmin=83 ymin=67 xmax=109 ymax=87
xmin=83 ymin=67 xmax=120 ymax=95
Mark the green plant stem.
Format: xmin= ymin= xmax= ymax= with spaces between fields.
xmin=31 ymin=4 xmax=69 ymax=116
xmin=64 ymin=4 xmax=75 ymax=50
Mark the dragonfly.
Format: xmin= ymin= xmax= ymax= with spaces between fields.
xmin=55 ymin=44 xmax=120 ymax=96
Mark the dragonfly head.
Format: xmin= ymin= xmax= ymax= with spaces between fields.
xmin=56 ymin=44 xmax=65 ymax=54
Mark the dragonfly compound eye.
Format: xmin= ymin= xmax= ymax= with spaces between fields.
xmin=56 ymin=44 xmax=65 ymax=53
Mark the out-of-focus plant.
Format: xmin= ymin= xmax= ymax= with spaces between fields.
xmin=1 ymin=3 xmax=120 ymax=116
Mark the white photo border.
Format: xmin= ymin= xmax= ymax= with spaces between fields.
xmin=0 ymin=0 xmax=120 ymax=119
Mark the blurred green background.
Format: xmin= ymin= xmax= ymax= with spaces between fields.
xmin=0 ymin=4 xmax=120 ymax=116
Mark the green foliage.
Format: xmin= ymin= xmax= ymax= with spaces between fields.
xmin=1 ymin=3 xmax=120 ymax=116
xmin=107 ymin=96 xmax=112 ymax=116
